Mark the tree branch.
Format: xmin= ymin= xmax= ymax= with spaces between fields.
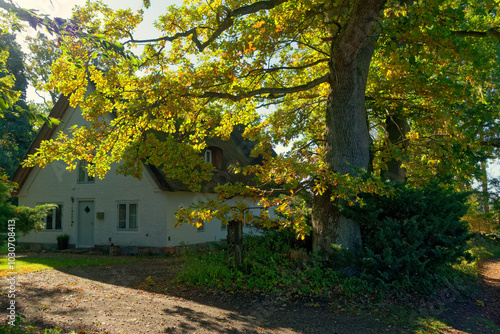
xmin=242 ymin=59 xmax=329 ymax=78
xmin=124 ymin=0 xmax=288 ymax=52
xmin=0 ymin=0 xmax=82 ymax=36
xmin=451 ymin=28 xmax=500 ymax=41
xmin=0 ymin=0 xmax=40 ymax=28
xmin=196 ymin=74 xmax=329 ymax=102
xmin=481 ymin=138 xmax=500 ymax=148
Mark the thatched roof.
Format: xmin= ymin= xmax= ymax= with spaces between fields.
xmin=146 ymin=127 xmax=261 ymax=192
xmin=12 ymin=96 xmax=262 ymax=194
xmin=12 ymin=95 xmax=70 ymax=194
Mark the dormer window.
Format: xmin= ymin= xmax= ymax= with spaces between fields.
xmin=204 ymin=146 xmax=223 ymax=170
xmin=204 ymin=149 xmax=212 ymax=164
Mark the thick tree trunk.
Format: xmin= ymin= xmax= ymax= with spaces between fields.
xmin=312 ymin=0 xmax=386 ymax=254
xmin=311 ymin=44 xmax=372 ymax=251
xmin=381 ymin=113 xmax=409 ymax=183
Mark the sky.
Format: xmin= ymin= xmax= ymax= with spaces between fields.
xmin=15 ymin=0 xmax=180 ymax=30
xmin=14 ymin=0 xmax=184 ymax=46
xmin=14 ymin=0 xmax=182 ymax=101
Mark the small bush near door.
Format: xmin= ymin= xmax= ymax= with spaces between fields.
xmin=56 ymin=234 xmax=69 ymax=250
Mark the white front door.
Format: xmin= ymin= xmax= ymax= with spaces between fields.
xmin=78 ymin=201 xmax=94 ymax=248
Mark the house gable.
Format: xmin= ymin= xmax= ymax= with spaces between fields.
xmin=13 ymin=95 xmax=263 ymax=251
xmin=13 ymin=96 xmax=171 ymax=249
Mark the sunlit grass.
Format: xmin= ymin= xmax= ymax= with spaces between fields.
xmin=414 ymin=317 xmax=453 ymax=334
xmin=0 ymin=257 xmax=139 ymax=277
xmin=467 ymin=234 xmax=500 ymax=261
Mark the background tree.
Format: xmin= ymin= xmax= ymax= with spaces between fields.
xmin=0 ymin=11 xmax=21 ymax=114
xmin=0 ymin=9 xmax=61 ymax=177
xmin=368 ymin=1 xmax=500 ymax=186
xmin=25 ymin=31 xmax=61 ymax=105
xmin=0 ymin=10 xmax=57 ymax=235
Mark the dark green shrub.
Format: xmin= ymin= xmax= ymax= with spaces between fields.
xmin=0 ymin=174 xmax=56 ymax=235
xmin=345 ymin=183 xmax=472 ymax=291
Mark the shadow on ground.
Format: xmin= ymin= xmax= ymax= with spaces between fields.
xmin=1 ymin=254 xmax=499 ymax=333
xmin=437 ymin=258 xmax=500 ymax=334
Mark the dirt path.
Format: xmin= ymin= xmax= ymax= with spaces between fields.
xmin=439 ymin=258 xmax=500 ymax=333
xmin=479 ymin=259 xmax=500 ymax=325
xmin=0 ymin=255 xmax=499 ymax=333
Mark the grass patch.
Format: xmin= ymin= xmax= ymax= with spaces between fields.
xmin=1 ymin=314 xmax=79 ymax=334
xmin=468 ymin=233 xmax=500 ymax=260
xmin=0 ymin=256 xmax=138 ymax=277
xmin=414 ymin=317 xmax=453 ymax=334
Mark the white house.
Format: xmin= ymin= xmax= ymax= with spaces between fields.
xmin=12 ymin=95 xmax=263 ymax=254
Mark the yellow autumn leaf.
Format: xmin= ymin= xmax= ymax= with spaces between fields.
xmin=252 ymin=20 xmax=265 ymax=28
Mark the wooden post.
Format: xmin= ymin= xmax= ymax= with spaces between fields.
xmin=227 ymin=220 xmax=243 ymax=267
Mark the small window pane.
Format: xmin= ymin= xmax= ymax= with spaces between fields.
xmin=46 ymin=210 xmax=53 ymax=229
xmin=204 ymin=150 xmax=212 ymax=163
xmin=55 ymin=205 xmax=62 ymax=229
xmin=118 ymin=204 xmax=127 ymax=229
xmin=129 ymin=204 xmax=137 ymax=229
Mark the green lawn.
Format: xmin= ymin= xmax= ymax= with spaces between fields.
xmin=0 ymin=256 xmax=139 ymax=277
xmin=469 ymin=234 xmax=500 ymax=260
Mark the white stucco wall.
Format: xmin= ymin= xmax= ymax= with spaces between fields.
xmin=18 ymin=170 xmax=259 ymax=248
xmin=165 ymin=192 xmax=226 ymax=246
xmin=17 ymin=159 xmax=170 ymax=248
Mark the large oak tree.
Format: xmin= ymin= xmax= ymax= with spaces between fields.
xmin=5 ymin=0 xmax=500 ymax=255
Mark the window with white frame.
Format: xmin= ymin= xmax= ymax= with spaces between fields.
xmin=78 ymin=161 xmax=95 ymax=183
xmin=204 ymin=149 xmax=212 ymax=163
xmin=118 ymin=203 xmax=138 ymax=230
xmin=44 ymin=204 xmax=63 ymax=230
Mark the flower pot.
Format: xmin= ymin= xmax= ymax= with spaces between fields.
xmin=57 ymin=238 xmax=69 ymax=250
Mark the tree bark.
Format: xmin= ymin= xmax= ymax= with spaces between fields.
xmin=381 ymin=113 xmax=409 ymax=183
xmin=312 ymin=0 xmax=386 ymax=253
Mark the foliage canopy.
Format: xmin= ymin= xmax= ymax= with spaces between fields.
xmin=3 ymin=0 xmax=499 ymax=251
